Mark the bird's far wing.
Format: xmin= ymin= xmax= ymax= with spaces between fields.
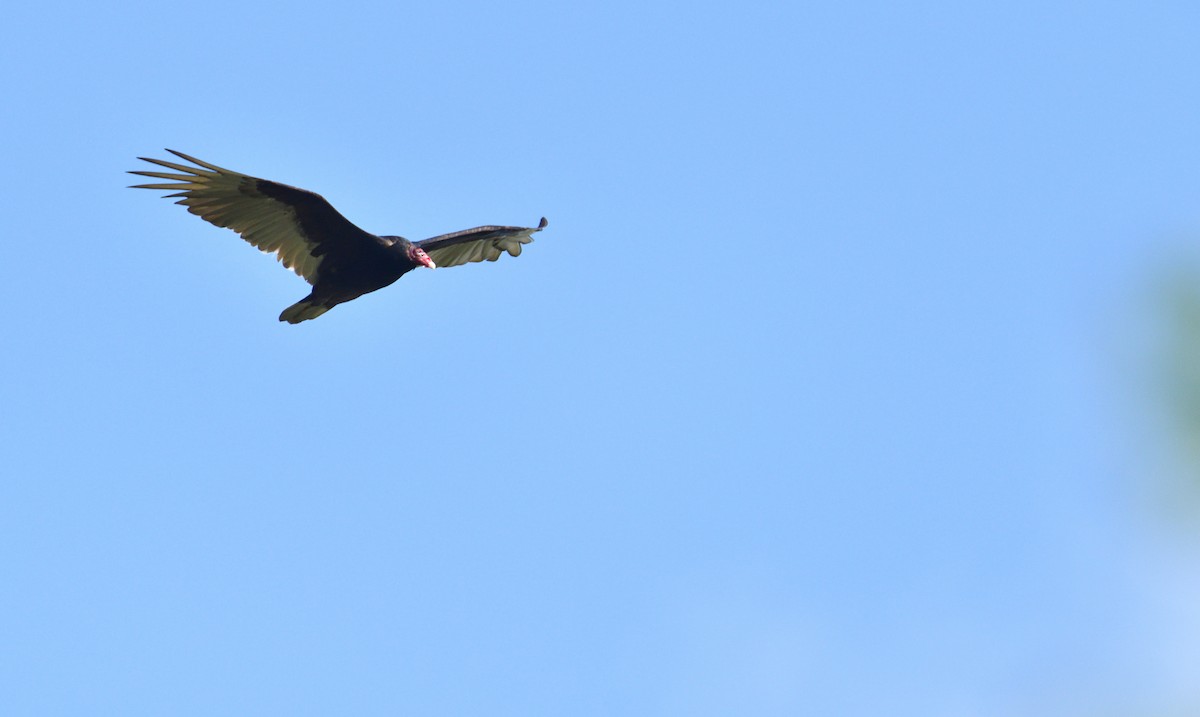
xmin=129 ymin=150 xmax=381 ymax=285
xmin=416 ymin=217 xmax=548 ymax=269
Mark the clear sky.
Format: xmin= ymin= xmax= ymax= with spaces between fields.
xmin=3 ymin=1 xmax=1200 ymax=715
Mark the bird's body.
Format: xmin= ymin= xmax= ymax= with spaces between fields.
xmin=129 ymin=150 xmax=547 ymax=323
xmin=277 ymin=235 xmax=415 ymax=323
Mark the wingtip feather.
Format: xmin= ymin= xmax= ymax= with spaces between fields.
xmin=129 ymin=182 xmax=189 ymax=190
xmin=165 ymin=149 xmax=229 ymax=173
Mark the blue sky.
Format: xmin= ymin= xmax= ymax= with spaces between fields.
xmin=3 ymin=1 xmax=1200 ymax=715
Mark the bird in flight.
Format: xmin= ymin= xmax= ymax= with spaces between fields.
xmin=130 ymin=150 xmax=548 ymax=323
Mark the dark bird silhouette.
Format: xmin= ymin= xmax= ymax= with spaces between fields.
xmin=130 ymin=150 xmax=548 ymax=323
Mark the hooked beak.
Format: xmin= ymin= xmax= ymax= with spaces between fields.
xmin=415 ymin=250 xmax=436 ymax=269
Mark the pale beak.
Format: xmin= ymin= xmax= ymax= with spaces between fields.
xmin=424 ymin=257 xmax=437 ymax=269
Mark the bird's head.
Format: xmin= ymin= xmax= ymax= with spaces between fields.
xmin=408 ymin=245 xmax=436 ymax=269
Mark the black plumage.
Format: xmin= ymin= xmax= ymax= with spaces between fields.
xmin=130 ymin=150 xmax=548 ymax=323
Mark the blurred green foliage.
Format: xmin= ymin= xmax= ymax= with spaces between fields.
xmin=1158 ymin=261 xmax=1200 ymax=502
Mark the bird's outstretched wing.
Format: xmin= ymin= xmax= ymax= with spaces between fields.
xmin=417 ymin=217 xmax=548 ymax=269
xmin=129 ymin=150 xmax=381 ymax=285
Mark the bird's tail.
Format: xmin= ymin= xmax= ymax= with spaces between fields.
xmin=279 ymin=296 xmax=331 ymax=324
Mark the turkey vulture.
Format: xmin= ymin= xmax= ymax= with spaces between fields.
xmin=129 ymin=150 xmax=548 ymax=323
